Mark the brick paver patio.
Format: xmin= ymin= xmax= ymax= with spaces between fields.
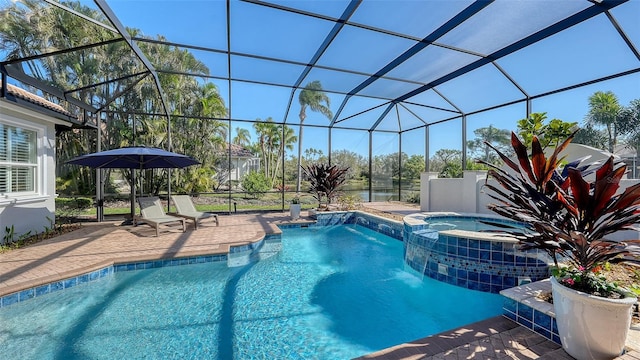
xmin=0 ymin=212 xmax=298 ymax=297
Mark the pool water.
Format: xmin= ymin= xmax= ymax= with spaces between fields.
xmin=0 ymin=225 xmax=503 ymax=359
xmin=425 ymin=217 xmax=526 ymax=232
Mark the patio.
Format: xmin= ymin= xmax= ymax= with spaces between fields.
xmin=2 ymin=207 xmax=640 ymax=359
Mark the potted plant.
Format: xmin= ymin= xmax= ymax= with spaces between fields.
xmin=481 ymin=131 xmax=640 ymax=360
xmin=290 ymin=194 xmax=301 ymax=220
xmin=302 ymin=163 xmax=348 ymax=211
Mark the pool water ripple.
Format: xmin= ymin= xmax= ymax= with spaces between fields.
xmin=0 ymin=224 xmax=503 ymax=359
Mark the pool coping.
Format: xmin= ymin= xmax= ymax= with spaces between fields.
xmin=0 ymin=215 xmax=290 ymax=299
xmin=0 ymin=239 xmax=262 ymax=299
xmin=404 ymin=211 xmax=524 ymax=243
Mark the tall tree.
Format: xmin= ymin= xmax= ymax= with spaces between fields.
xmin=296 ymin=81 xmax=332 ymax=192
xmin=467 ymin=125 xmax=511 ymax=164
xmin=0 ymin=0 xmax=127 ymax=193
xmin=573 ymin=124 xmax=609 ymax=150
xmin=233 ymin=127 xmax=251 ymax=147
xmin=617 ymin=99 xmax=640 ymax=153
xmin=0 ymin=1 xmax=235 ymax=196
xmin=430 ymin=149 xmax=463 ymax=178
xmin=517 ymin=112 xmax=577 ymax=150
xmin=331 ymin=149 xmax=367 ymax=180
xmin=585 ymin=91 xmax=622 ymax=153
xmin=276 ymin=125 xmax=297 ymax=185
xmin=403 ymin=154 xmax=426 ymax=181
xmin=253 ymin=119 xmax=297 ymax=184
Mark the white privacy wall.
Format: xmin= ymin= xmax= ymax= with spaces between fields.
xmin=421 ymin=171 xmax=495 ymax=214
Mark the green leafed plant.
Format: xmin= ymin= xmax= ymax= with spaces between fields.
xmin=481 ymin=131 xmax=640 ymax=298
xmin=241 ymin=171 xmax=272 ymax=199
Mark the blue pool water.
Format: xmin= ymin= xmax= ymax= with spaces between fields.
xmin=0 ymin=225 xmax=503 ymax=359
xmin=424 ymin=216 xmax=526 ymax=232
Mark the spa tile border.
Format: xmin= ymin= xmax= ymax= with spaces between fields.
xmin=403 ymin=213 xmax=551 ymax=294
xmin=500 ymin=279 xmax=560 ymax=344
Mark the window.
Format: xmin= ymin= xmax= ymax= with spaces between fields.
xmin=0 ymin=123 xmax=37 ymax=194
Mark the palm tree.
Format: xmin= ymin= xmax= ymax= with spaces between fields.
xmin=233 ymin=127 xmax=251 ymax=147
xmin=254 ymin=119 xmax=279 ymax=180
xmin=296 ymin=81 xmax=333 ymax=192
xmin=586 ymin=91 xmax=622 ymax=153
xmin=274 ymin=124 xmax=296 ymax=184
xmin=618 ymin=99 xmax=640 ymax=152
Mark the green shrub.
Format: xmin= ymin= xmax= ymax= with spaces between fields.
xmin=337 ymin=194 xmax=362 ymax=210
xmin=403 ymin=192 xmax=420 ymax=204
xmin=241 ymin=171 xmax=272 ymax=199
xmin=56 ymin=197 xmax=93 ymax=209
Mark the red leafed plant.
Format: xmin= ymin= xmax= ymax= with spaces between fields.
xmin=302 ymin=163 xmax=348 ymax=209
xmin=480 ymin=131 xmax=640 ymax=297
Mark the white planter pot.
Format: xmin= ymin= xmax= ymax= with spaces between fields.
xmin=551 ymin=276 xmax=636 ymax=360
xmin=290 ymin=204 xmax=301 ymax=220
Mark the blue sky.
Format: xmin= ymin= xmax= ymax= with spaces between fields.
xmin=112 ymin=0 xmax=639 ymax=157
xmin=12 ymin=0 xmax=640 ymax=158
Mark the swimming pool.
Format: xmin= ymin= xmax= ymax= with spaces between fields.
xmin=0 ymin=224 xmax=503 ymax=359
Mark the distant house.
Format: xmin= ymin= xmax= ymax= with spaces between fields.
xmin=0 ymin=84 xmax=88 ymax=242
xmin=221 ymin=143 xmax=260 ymax=184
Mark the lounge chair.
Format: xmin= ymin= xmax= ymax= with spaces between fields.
xmin=134 ymin=197 xmax=186 ymax=237
xmin=170 ymin=195 xmax=219 ymax=229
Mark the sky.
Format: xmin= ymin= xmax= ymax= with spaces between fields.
xmin=5 ymin=0 xmax=640 ymax=158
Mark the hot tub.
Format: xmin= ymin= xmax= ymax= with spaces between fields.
xmin=403 ymin=212 xmax=551 ymax=293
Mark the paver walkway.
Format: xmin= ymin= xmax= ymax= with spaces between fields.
xmin=359 ymin=315 xmax=640 ymax=360
xmin=1 ymin=207 xmax=639 ymax=359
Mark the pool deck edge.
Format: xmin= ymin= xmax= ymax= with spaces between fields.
xmin=0 ymin=213 xmax=299 ymax=298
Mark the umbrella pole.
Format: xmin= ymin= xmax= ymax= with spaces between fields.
xmin=167 ymin=168 xmax=172 ymax=213
xmin=96 ymin=168 xmax=104 ymax=222
xmin=129 ymin=169 xmax=136 ymax=225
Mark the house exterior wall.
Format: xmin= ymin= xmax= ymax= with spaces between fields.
xmin=0 ymin=100 xmax=62 ymax=243
xmin=227 ymin=157 xmax=260 ymax=182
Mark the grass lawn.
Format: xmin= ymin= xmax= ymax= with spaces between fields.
xmin=60 ymin=191 xmax=322 ymax=217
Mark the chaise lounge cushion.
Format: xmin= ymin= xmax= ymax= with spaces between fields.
xmin=170 ymin=195 xmax=219 ymax=229
xmin=135 ymin=197 xmax=186 ymax=236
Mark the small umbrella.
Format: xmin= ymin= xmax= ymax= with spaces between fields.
xmin=67 ymin=146 xmax=200 ymax=222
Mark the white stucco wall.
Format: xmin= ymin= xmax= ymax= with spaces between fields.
xmin=0 ymin=100 xmax=64 ymax=242
xmin=421 ymin=171 xmax=491 ymax=213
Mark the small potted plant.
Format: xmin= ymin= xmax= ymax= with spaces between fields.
xmin=290 ymin=194 xmax=301 ymax=220
xmin=481 ymin=131 xmax=640 ymax=360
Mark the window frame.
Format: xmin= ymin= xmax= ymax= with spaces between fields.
xmin=0 ymin=115 xmax=45 ymax=201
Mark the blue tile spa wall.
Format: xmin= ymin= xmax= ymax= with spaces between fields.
xmin=0 ymin=253 xmax=228 ymax=309
xmin=404 ymin=228 xmax=550 ymax=294
xmin=314 ymin=211 xmax=403 ymax=240
xmin=503 ymin=297 xmax=560 ymax=344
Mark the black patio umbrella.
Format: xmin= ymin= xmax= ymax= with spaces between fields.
xmin=67 ymin=146 xmax=200 ymax=222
